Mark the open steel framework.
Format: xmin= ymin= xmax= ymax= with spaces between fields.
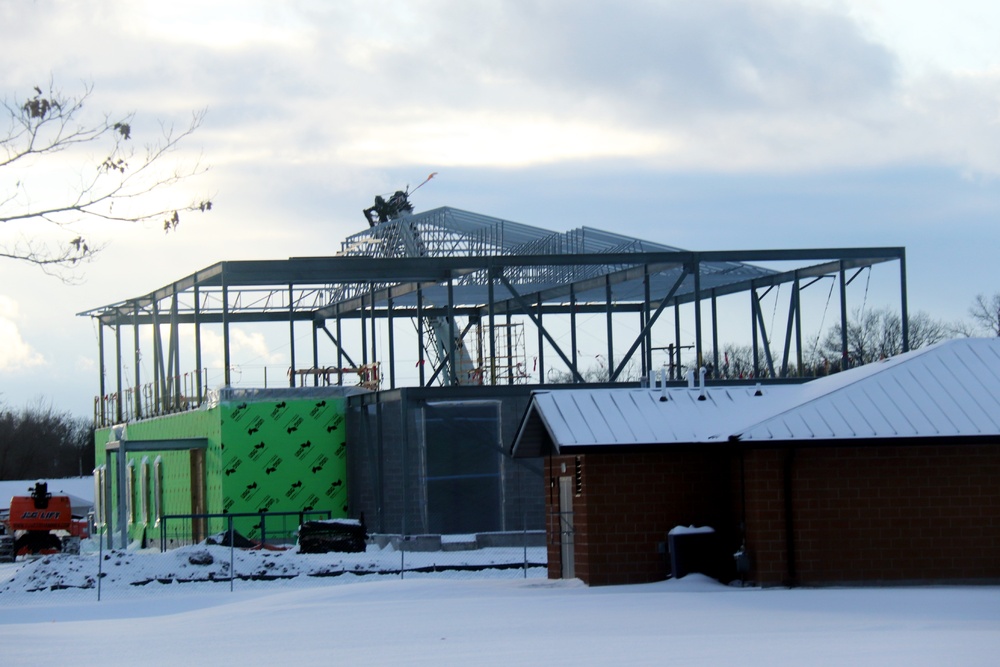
xmin=79 ymin=207 xmax=907 ymax=426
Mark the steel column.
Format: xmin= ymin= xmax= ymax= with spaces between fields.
xmin=693 ymin=257 xmax=703 ymax=370
xmin=194 ymin=285 xmax=203 ymax=403
xmin=711 ymin=290 xmax=719 ymax=378
xmin=133 ymin=302 xmax=141 ymax=419
xmin=900 ymin=250 xmax=909 ymax=352
xmin=570 ymin=285 xmax=578 ymax=382
xmin=537 ymin=295 xmax=544 ymax=384
xmin=447 ymin=277 xmax=456 ymax=385
xmin=417 ymin=288 xmax=425 ymax=387
xmin=387 ymin=296 xmax=396 ymax=389
xmin=839 ymin=261 xmax=849 ymax=370
xmin=222 ymin=280 xmax=231 ymax=386
xmin=288 ymin=285 xmax=296 ymax=387
xmin=605 ymin=275 xmax=614 ymax=382
xmin=488 ymin=270 xmax=496 ymax=386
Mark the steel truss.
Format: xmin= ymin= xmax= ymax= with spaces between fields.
xmin=79 ymin=208 xmax=907 ymax=426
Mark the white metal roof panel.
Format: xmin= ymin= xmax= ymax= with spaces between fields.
xmin=513 ymin=338 xmax=1000 ymax=456
xmin=736 ymin=338 xmax=1000 ymax=441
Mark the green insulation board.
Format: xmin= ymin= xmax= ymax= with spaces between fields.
xmin=219 ymin=397 xmax=348 ymax=539
xmin=95 ymin=396 xmax=348 ymax=544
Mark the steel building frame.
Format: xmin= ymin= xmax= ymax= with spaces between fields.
xmin=79 ymin=208 xmax=907 ymax=426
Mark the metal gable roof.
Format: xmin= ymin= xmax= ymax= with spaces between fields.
xmin=735 ymin=337 xmax=1000 ymax=442
xmin=511 ymin=338 xmax=1000 ymax=457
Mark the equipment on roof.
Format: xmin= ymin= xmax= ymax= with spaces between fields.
xmin=363 ymin=190 xmax=413 ymax=227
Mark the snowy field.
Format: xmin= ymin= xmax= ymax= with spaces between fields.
xmin=1 ymin=550 xmax=999 ymax=666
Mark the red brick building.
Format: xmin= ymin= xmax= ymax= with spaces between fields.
xmin=512 ymin=338 xmax=1000 ymax=587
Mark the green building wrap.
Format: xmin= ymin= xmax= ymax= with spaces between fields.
xmin=95 ymin=396 xmax=348 ymax=547
xmin=220 ymin=397 xmax=348 ymax=539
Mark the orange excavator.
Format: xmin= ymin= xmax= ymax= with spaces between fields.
xmin=0 ymin=482 xmax=85 ymax=562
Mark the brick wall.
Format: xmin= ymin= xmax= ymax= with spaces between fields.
xmin=745 ymin=443 xmax=1000 ymax=586
xmin=546 ymin=450 xmax=739 ymax=586
xmin=545 ymin=441 xmax=1000 ymax=587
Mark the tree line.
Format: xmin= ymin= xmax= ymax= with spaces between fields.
xmin=0 ymin=402 xmax=94 ymax=481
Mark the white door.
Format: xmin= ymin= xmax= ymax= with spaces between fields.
xmin=559 ymin=476 xmax=575 ymax=578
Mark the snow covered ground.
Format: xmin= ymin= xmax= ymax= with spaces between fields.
xmin=1 ymin=547 xmax=999 ymax=666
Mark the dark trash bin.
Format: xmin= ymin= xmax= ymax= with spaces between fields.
xmin=298 ymin=518 xmax=367 ymax=554
xmin=667 ymin=526 xmax=719 ymax=579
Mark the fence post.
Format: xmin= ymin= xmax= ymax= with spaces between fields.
xmin=229 ymin=515 xmax=235 ymax=593
xmin=97 ymin=524 xmax=104 ymax=602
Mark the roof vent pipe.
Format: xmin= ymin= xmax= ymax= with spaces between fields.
xmin=659 ymin=364 xmax=668 ymax=402
xmin=698 ymin=367 xmax=707 ymax=401
xmin=686 ymin=369 xmax=695 ymax=389
xmin=754 ymin=382 xmax=763 ymax=397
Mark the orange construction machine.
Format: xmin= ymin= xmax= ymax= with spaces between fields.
xmin=0 ymin=482 xmax=85 ymax=562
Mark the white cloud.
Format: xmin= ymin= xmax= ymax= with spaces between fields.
xmin=195 ymin=328 xmax=287 ymax=371
xmin=0 ymin=296 xmax=46 ymax=371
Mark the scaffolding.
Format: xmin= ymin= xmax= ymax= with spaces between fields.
xmin=479 ymin=321 xmax=529 ymax=385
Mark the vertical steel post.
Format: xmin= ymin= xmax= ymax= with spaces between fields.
xmin=194 ymin=285 xmax=202 ymax=403
xmin=605 ymin=276 xmax=614 ymax=382
xmin=447 ymin=278 xmax=457 ymax=385
xmin=506 ymin=312 xmax=513 ymax=385
xmin=643 ymin=266 xmax=651 ymax=376
xmin=488 ymin=269 xmax=496 ymax=386
xmin=674 ymin=302 xmax=681 ymax=376
xmin=133 ymin=301 xmax=141 ymax=419
xmin=570 ymin=285 xmax=578 ymax=382
xmin=537 ymin=295 xmax=544 ymax=384
xmin=839 ymin=261 xmax=849 ymax=370
xmin=899 ymin=251 xmax=909 ymax=352
xmin=151 ymin=300 xmax=162 ymax=411
xmin=417 ymin=288 xmax=425 ymax=387
xmin=222 ymin=279 xmax=231 ymax=386
xmin=114 ymin=317 xmax=123 ymax=423
xmin=332 ymin=318 xmax=340 ymax=386
xmin=369 ymin=289 xmax=377 ymax=374
xmin=795 ymin=274 xmax=803 ymax=374
xmin=711 ymin=290 xmax=720 ymax=378
xmin=288 ymin=285 xmax=296 ymax=386
xmin=751 ymin=287 xmax=760 ymax=377
xmin=98 ymin=320 xmax=105 ymax=423
xmin=388 ymin=295 xmax=396 ymax=389
xmin=693 ymin=258 xmax=703 ymax=370
xmin=360 ymin=292 xmax=368 ymax=366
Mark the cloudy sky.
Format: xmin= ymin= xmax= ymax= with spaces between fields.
xmin=2 ymin=0 xmax=1000 ymax=417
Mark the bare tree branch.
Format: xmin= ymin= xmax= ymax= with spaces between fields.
xmin=1 ymin=81 xmax=212 ymax=277
xmin=968 ymin=293 xmax=1000 ymax=337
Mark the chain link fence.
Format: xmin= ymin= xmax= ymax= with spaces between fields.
xmin=0 ymin=516 xmax=545 ymax=605
xmin=0 ymin=391 xmax=551 ymax=605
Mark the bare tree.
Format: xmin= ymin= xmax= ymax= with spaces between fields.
xmin=546 ymin=357 xmax=641 ymax=383
xmin=1 ymin=81 xmax=211 ymax=275
xmin=968 ymin=293 xmax=1000 ymax=337
xmin=816 ymin=306 xmax=949 ymax=370
xmin=0 ymin=400 xmax=94 ymax=480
